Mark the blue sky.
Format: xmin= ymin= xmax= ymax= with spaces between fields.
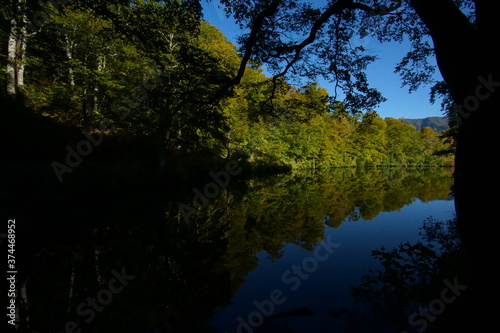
xmin=201 ymin=1 xmax=445 ymax=119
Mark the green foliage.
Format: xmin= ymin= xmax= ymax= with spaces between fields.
xmin=224 ymin=81 xmax=454 ymax=169
xmin=3 ymin=0 xmax=454 ymax=175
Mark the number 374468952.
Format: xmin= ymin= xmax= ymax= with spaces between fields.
xmin=7 ymin=219 xmax=15 ymax=269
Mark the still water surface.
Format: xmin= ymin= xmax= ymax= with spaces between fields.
xmin=9 ymin=167 xmax=456 ymax=333
xmin=212 ymin=198 xmax=455 ymax=333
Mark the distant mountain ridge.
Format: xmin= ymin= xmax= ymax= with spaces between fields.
xmin=402 ymin=117 xmax=449 ymax=132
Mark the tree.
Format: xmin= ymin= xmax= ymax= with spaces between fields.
xmin=2 ymin=0 xmax=86 ymax=101
xmin=27 ymin=6 xmax=136 ymax=129
xmin=2 ymin=0 xmax=247 ymax=177
xmin=116 ymin=1 xmax=240 ymax=170
xmin=219 ymin=0 xmax=497 ymax=325
xmin=385 ymin=117 xmax=421 ymax=165
xmin=2 ymin=0 xmax=28 ymax=100
xmin=353 ymin=110 xmax=387 ymax=166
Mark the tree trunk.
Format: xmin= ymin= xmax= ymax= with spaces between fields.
xmin=411 ymin=0 xmax=500 ymax=328
xmin=82 ymin=85 xmax=89 ymax=130
xmin=94 ymin=55 xmax=106 ymax=114
xmin=6 ymin=19 xmax=17 ymax=97
xmin=6 ymin=0 xmax=28 ymax=101
xmin=16 ymin=2 xmax=27 ymax=90
xmin=452 ymin=83 xmax=499 ymax=327
xmin=64 ymin=35 xmax=76 ymax=87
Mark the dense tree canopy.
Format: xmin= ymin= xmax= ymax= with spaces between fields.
xmin=1 ymin=0 xmax=452 ymax=179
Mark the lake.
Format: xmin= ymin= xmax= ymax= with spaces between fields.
xmin=7 ymin=167 xmax=458 ymax=333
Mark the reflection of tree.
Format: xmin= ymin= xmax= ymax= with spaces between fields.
xmin=16 ymin=192 xmax=235 ymax=333
xmin=351 ymin=217 xmax=470 ymax=332
xmin=15 ymin=167 xmax=454 ymax=332
xmin=320 ymin=168 xmax=453 ymax=226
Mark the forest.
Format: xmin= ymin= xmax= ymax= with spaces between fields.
xmin=2 ymin=1 xmax=497 ymax=332
xmin=1 ymin=0 xmax=453 ymax=189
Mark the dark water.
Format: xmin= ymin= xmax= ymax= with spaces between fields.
xmin=3 ymin=167 xmax=458 ymax=333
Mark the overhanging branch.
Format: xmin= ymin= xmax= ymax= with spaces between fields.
xmin=228 ymin=0 xmax=282 ymax=88
xmin=218 ymin=0 xmax=402 ymax=109
xmin=272 ymin=0 xmax=402 ymax=80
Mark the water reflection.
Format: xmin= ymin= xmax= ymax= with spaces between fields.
xmin=11 ymin=167 xmax=454 ymax=332
xmin=350 ymin=216 xmax=468 ymax=333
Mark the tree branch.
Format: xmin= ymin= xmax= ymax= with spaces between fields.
xmin=409 ymin=0 xmax=478 ymax=99
xmin=273 ymin=0 xmax=401 ymax=80
xmin=228 ymin=0 xmax=282 ymax=88
xmin=219 ymin=0 xmax=403 ymax=109
xmin=349 ymin=0 xmax=402 ymax=16
xmin=275 ymin=0 xmax=352 ymax=61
